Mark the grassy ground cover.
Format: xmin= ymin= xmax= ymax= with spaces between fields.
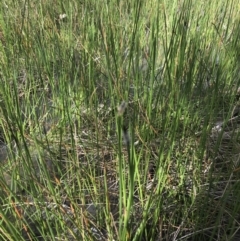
xmin=0 ymin=0 xmax=240 ymax=240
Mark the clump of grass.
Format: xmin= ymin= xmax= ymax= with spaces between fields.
xmin=0 ymin=0 xmax=240 ymax=240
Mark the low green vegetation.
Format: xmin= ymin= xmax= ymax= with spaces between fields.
xmin=0 ymin=0 xmax=240 ymax=240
